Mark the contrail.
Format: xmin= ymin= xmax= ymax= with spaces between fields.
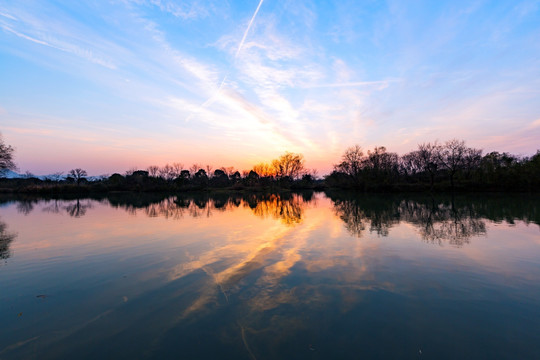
xmin=187 ymin=0 xmax=264 ymax=118
xmin=235 ymin=0 xmax=264 ymax=59
xmin=214 ymin=0 xmax=264 ymax=93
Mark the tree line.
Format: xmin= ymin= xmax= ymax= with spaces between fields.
xmin=327 ymin=139 xmax=540 ymax=192
xmin=1 ymin=132 xmax=539 ymax=193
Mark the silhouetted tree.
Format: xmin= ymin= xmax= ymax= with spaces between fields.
xmin=220 ymin=166 xmax=236 ymax=177
xmin=45 ymin=171 xmax=64 ymax=182
xmin=124 ymin=167 xmax=137 ymax=176
xmin=193 ymin=168 xmax=209 ymax=187
xmin=190 ymin=164 xmax=202 ymax=176
xmin=524 ymin=151 xmax=540 ymax=190
xmin=364 ymin=146 xmax=399 ymax=184
xmin=272 ymin=152 xmax=305 ymax=180
xmin=159 ymin=164 xmax=175 ymax=181
xmin=22 ymin=170 xmax=35 ymax=179
xmin=399 ymin=151 xmax=421 ymax=178
xmin=463 ymin=147 xmax=482 ymax=179
xmin=69 ymin=168 xmax=88 ymax=185
xmin=438 ymin=139 xmax=467 ymax=190
xmin=205 ymin=165 xmax=213 ymax=178
xmin=108 ymin=173 xmax=125 ymax=185
xmin=479 ymin=151 xmax=518 ymax=188
xmin=411 ymin=142 xmax=441 ymax=190
xmin=230 ymin=171 xmax=241 ymax=183
xmin=132 ymin=170 xmax=148 ymax=177
xmin=253 ymin=162 xmax=275 ymax=177
xmin=180 ymin=170 xmax=190 ymax=179
xmin=0 ymin=133 xmax=17 ymax=176
xmin=335 ymin=145 xmax=364 ymax=186
xmin=246 ymin=170 xmax=260 ymax=186
xmin=211 ymin=169 xmax=229 ymax=187
xmin=172 ymin=163 xmax=184 ymax=178
xmin=147 ymin=165 xmax=159 ymax=177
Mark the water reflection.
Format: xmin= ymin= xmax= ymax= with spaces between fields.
xmin=399 ymin=199 xmax=486 ymax=246
xmin=16 ymin=200 xmax=34 ymax=215
xmin=244 ymin=193 xmax=305 ymax=225
xmin=0 ymin=219 xmax=16 ymax=260
xmin=3 ymin=192 xmax=538 ymax=245
xmin=1 ymin=192 xmax=540 ymax=359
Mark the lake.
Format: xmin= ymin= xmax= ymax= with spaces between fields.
xmin=1 ymin=192 xmax=539 ymax=359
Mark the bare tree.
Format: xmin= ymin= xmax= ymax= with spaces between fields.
xmin=305 ymin=168 xmax=319 ymax=179
xmin=125 ymin=167 xmax=137 ymax=176
xmin=159 ymin=164 xmax=175 ymax=181
xmin=190 ymin=164 xmax=202 ymax=175
xmin=272 ymin=152 xmax=305 ymax=180
xmin=400 ymin=152 xmax=421 ymax=177
xmin=23 ymin=171 xmax=35 ymax=179
xmin=205 ymin=165 xmax=213 ymax=178
xmin=147 ymin=165 xmax=159 ymax=177
xmin=414 ymin=141 xmax=441 ymax=190
xmin=365 ymin=146 xmax=398 ymax=174
xmin=438 ymin=139 xmax=467 ymax=190
xmin=172 ymin=163 xmax=184 ymax=178
xmin=463 ymin=147 xmax=483 ymax=179
xmin=46 ymin=171 xmax=64 ymax=182
xmin=0 ymin=133 xmax=17 ymax=176
xmin=252 ymin=162 xmax=274 ymax=177
xmin=220 ymin=166 xmax=236 ymax=177
xmin=68 ymin=168 xmax=88 ymax=185
xmin=335 ymin=145 xmax=364 ymax=184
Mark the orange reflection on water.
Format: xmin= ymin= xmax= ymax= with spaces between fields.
xmin=2 ymin=193 xmax=539 ymax=318
xmin=2 ymin=192 xmax=540 ymax=359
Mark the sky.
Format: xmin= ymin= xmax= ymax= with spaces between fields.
xmin=1 ymin=0 xmax=539 ymax=176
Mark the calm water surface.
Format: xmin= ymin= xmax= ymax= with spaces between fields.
xmin=0 ymin=192 xmax=539 ymax=359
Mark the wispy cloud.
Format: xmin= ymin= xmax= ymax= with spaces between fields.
xmin=147 ymin=0 xmax=213 ymax=19
xmin=0 ymin=11 xmax=17 ymax=20
xmin=1 ymin=0 xmax=539 ymax=174
xmin=188 ymin=0 xmax=266 ymax=120
xmin=528 ymin=118 xmax=540 ymax=128
xmin=302 ymin=79 xmax=400 ymax=89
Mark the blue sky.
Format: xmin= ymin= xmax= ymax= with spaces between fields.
xmin=1 ymin=0 xmax=539 ymax=175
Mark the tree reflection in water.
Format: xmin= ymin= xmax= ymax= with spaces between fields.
xmin=399 ymin=199 xmax=486 ymax=246
xmin=0 ymin=219 xmax=16 ymax=261
xmin=64 ymin=199 xmax=93 ymax=217
xmin=4 ymin=192 xmax=536 ymax=249
xmin=1 ymin=192 xmax=539 ymax=359
xmin=245 ymin=193 xmax=304 ymax=225
xmin=328 ymin=192 xmax=488 ymax=246
xmin=16 ymin=200 xmax=34 ymax=215
xmin=36 ymin=198 xmax=95 ymax=218
xmin=109 ymin=192 xmax=306 ymax=225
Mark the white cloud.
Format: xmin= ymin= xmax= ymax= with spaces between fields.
xmin=0 ymin=11 xmax=17 ymax=20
